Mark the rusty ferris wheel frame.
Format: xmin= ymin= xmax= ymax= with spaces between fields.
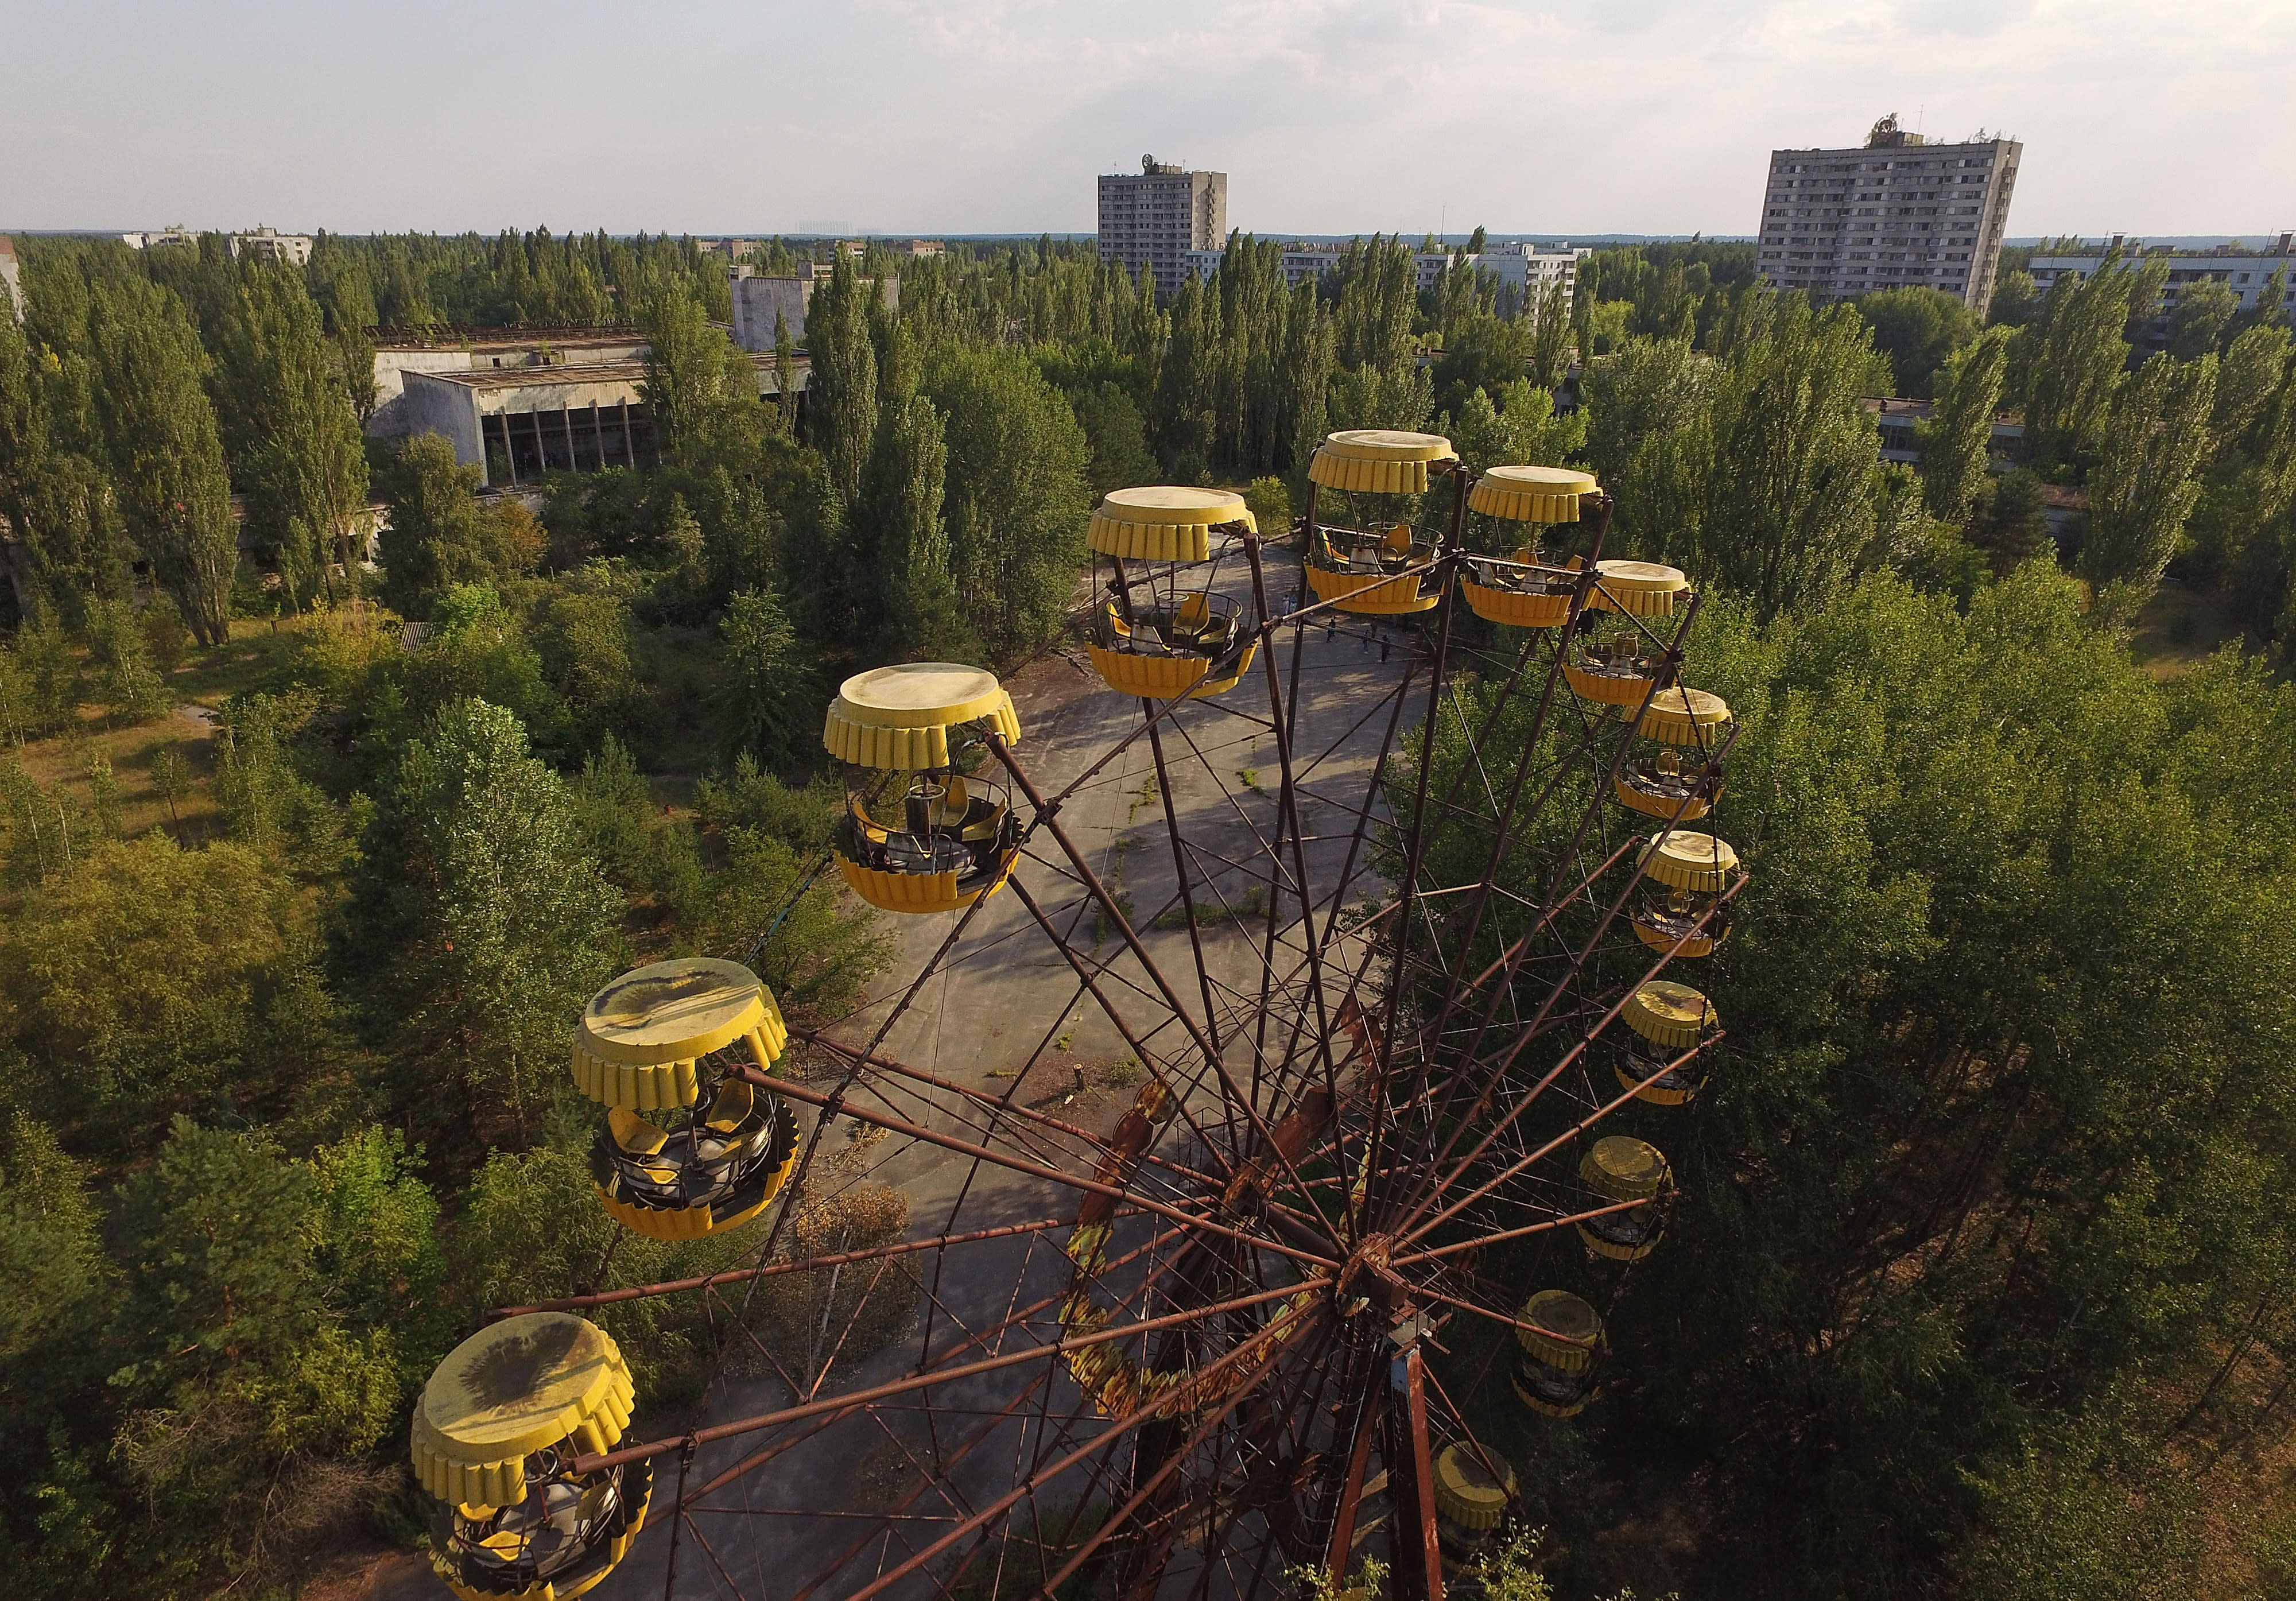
xmin=489 ymin=462 xmax=1744 ymax=1601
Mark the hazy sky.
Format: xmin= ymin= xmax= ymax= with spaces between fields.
xmin=4 ymin=0 xmax=2291 ymax=239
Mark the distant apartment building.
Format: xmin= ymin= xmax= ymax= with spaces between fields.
xmin=0 ymin=237 xmax=20 ymax=323
xmin=1756 ymin=115 xmax=2022 ymax=315
xmin=1097 ymin=157 xmax=1227 ymax=292
xmin=2030 ymin=235 xmax=2296 ymax=351
xmin=726 ymin=261 xmax=898 ymax=348
xmin=230 ymin=227 xmax=313 ymax=267
xmin=122 ymin=226 xmax=200 ymax=251
xmin=1475 ymin=242 xmax=1590 ymax=309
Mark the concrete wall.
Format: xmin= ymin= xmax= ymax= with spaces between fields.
xmin=369 ymin=350 xmax=483 ymax=439
xmin=395 ymin=374 xmax=488 ymax=472
xmin=728 ymin=275 xmax=895 ymax=350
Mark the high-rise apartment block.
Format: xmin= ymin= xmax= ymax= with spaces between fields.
xmin=1756 ymin=115 xmax=2021 ymax=315
xmin=1097 ymin=157 xmax=1227 ymax=293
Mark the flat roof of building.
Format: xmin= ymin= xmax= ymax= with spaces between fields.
xmin=373 ymin=324 xmax=649 ymax=352
xmin=412 ymin=350 xmax=808 ymax=393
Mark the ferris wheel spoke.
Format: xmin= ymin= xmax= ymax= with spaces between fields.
xmin=1002 ymin=871 xmax=1258 ymax=1173
xmin=1401 ymin=1026 xmax=1727 ymax=1251
xmin=993 ymin=801 xmax=1355 ymax=1240
xmin=835 ymin=1291 xmax=1329 ymax=1601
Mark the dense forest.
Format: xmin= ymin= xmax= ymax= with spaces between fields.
xmin=0 ymin=223 xmax=2293 ymax=1599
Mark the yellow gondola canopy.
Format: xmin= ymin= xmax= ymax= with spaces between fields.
xmin=411 ymin=1314 xmax=635 ymax=1511
xmin=573 ymin=958 xmax=788 ymax=1111
xmin=1623 ymin=980 xmax=1717 ymax=1049
xmin=1468 ymin=464 xmax=1599 ymax=524
xmin=1635 ymin=687 xmax=1732 ymax=745
xmin=1582 ymin=1135 xmax=1670 ymax=1200
xmin=1308 ymin=429 xmax=1457 ymax=495
xmin=1516 ymin=1289 xmax=1604 ymax=1370
xmin=824 ymin=663 xmax=1022 ymax=771
xmin=1089 ymin=486 xmax=1254 ymax=564
xmin=1640 ymin=831 xmax=1739 ymax=894
xmin=1589 ymin=559 xmax=1689 ymax=617
xmin=1433 ymin=1444 xmax=1518 ymax=1532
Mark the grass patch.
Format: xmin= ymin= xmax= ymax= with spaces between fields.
xmin=1151 ymin=884 xmax=1268 ymax=929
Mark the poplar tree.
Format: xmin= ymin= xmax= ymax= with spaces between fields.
xmin=84 ymin=276 xmax=236 ymax=646
xmin=2081 ymin=351 xmax=2219 ymax=614
xmin=805 ymin=252 xmax=879 ymax=507
xmin=1917 ymin=325 xmax=2012 ymax=522
xmin=926 ymin=345 xmax=1089 ymax=661
xmin=1585 ymin=337 xmax=1717 ymax=565
xmin=2022 ymin=250 xmax=2168 ymax=464
xmin=214 ymin=266 xmax=370 ymax=607
xmin=0 ymin=273 xmax=129 ymax=616
xmin=1699 ymin=296 xmax=1886 ymax=615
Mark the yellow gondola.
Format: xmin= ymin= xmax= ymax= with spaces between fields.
xmin=1433 ymin=1443 xmax=1518 ymax=1567
xmin=412 ymin=1313 xmax=654 ymax=1601
xmin=1615 ymin=686 xmax=1733 ymax=821
xmin=1615 ymin=980 xmax=1719 ymax=1106
xmin=1086 ymin=486 xmax=1262 ymax=698
xmin=1459 ymin=464 xmax=1599 ymax=627
xmin=1564 ymin=559 xmax=1692 ymax=704
xmin=573 ymin=957 xmax=800 ymax=1241
xmin=1512 ymin=1290 xmax=1606 ymax=1417
xmin=1302 ymin=430 xmax=1457 ymax=615
xmin=1631 ymin=830 xmax=1742 ymax=958
xmin=1577 ymin=1136 xmax=1671 ymax=1261
xmin=825 ymin=664 xmax=1024 ymax=913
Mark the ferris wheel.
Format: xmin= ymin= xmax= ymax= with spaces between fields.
xmin=405 ymin=428 xmax=1748 ymax=1601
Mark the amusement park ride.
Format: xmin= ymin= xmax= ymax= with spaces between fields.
xmin=407 ymin=430 xmax=1747 ymax=1600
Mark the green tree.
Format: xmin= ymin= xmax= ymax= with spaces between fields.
xmin=2 ymin=834 xmax=312 ymax=1124
xmin=84 ymin=276 xmax=236 ymax=645
xmin=926 ymin=344 xmax=1092 ymax=662
xmin=1697 ymin=297 xmax=1886 ymax=614
xmin=375 ymin=433 xmax=491 ymax=617
xmin=1067 ymin=381 xmax=1157 ymax=498
xmin=1438 ymin=381 xmax=1587 ymax=478
xmin=358 ymin=698 xmax=622 ymax=1143
xmin=1967 ymin=467 xmax=2054 ymax=573
xmin=1856 ymin=285 xmax=1980 ymax=396
xmin=1916 ymin=325 xmax=2012 ymax=521
xmin=2080 ymin=351 xmax=2219 ymax=615
xmin=0 ymin=275 xmax=131 ymax=618
xmin=2021 ymin=249 xmax=2166 ymax=464
xmin=638 ymin=279 xmax=764 ymax=475
xmin=713 ymin=586 xmax=815 ymax=766
xmin=212 ymin=265 xmax=370 ymax=607
xmin=1987 ymin=268 xmax=2043 ymax=328
xmin=805 ymin=251 xmax=880 ymax=506
xmin=1584 ymin=336 xmax=1716 ymax=565
xmin=2165 ymin=276 xmax=2238 ymax=360
xmin=0 ymin=1113 xmax=110 ymax=1366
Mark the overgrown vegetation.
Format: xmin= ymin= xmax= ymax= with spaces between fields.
xmin=0 ymin=218 xmax=2291 ymax=1600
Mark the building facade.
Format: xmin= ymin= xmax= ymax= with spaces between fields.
xmin=122 ymin=227 xmax=199 ymax=251
xmin=1475 ymin=242 xmax=1589 ymax=310
xmin=2029 ymin=237 xmax=2296 ymax=352
xmin=1097 ymin=157 xmax=1227 ymax=292
xmin=1756 ymin=116 xmax=2022 ymax=315
xmin=726 ymin=262 xmax=898 ymax=348
xmin=230 ymin=227 xmax=313 ymax=266
xmin=0 ymin=237 xmax=20 ymax=323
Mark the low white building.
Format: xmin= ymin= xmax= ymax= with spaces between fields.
xmin=727 ymin=262 xmax=898 ymax=348
xmin=122 ymin=226 xmax=199 ymax=251
xmin=2030 ymin=236 xmax=2296 ymax=350
xmin=0 ymin=237 xmax=20 ymax=323
xmin=230 ymin=227 xmax=313 ymax=266
xmin=1470 ymin=242 xmax=1589 ymax=309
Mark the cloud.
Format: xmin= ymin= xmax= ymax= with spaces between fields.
xmin=0 ymin=0 xmax=2289 ymax=234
